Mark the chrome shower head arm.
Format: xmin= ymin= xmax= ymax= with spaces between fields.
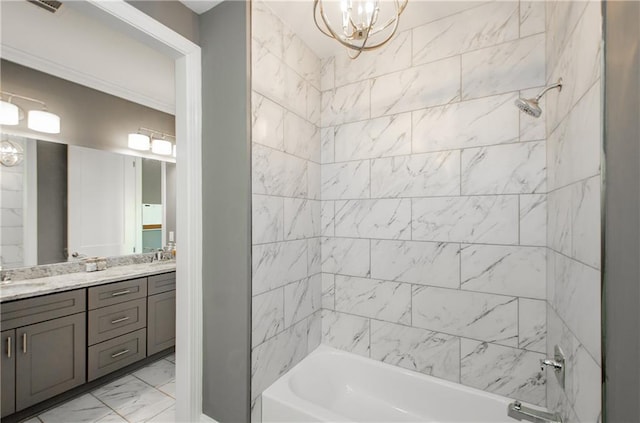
xmin=535 ymin=78 xmax=563 ymax=101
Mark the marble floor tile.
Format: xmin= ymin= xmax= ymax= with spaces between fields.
xmin=145 ymin=404 xmax=175 ymax=423
xmin=38 ymin=394 xmax=112 ymax=423
xmin=95 ymin=412 xmax=128 ymax=422
xmin=132 ymin=359 xmax=175 ymax=388
xmin=23 ymin=418 xmax=43 ymax=423
xmin=164 ymin=354 xmax=175 ymax=364
xmin=157 ymin=380 xmax=176 ymax=399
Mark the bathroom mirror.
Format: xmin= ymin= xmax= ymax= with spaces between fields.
xmin=0 ymin=135 xmax=176 ymax=269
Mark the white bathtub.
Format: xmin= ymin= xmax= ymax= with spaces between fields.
xmin=262 ymin=345 xmax=544 ymax=423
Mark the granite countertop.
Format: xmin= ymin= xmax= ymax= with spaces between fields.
xmin=0 ymin=261 xmax=177 ymax=303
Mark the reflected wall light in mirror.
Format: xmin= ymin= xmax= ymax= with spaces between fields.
xmin=0 ymin=138 xmax=24 ymax=167
xmin=0 ymin=91 xmax=61 ymax=134
xmin=128 ymin=127 xmax=175 ymax=156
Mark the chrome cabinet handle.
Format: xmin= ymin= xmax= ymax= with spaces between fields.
xmin=111 ymin=349 xmax=130 ymax=358
xmin=110 ymin=316 xmax=130 ymax=324
xmin=6 ymin=336 xmax=11 ymax=358
xmin=111 ymin=290 xmax=131 ymax=297
xmin=22 ymin=333 xmax=26 ymax=353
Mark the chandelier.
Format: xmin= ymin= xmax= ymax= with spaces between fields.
xmin=313 ymin=0 xmax=408 ymax=59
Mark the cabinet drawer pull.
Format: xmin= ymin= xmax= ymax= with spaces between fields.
xmin=111 ymin=349 xmax=130 ymax=358
xmin=22 ymin=333 xmax=27 ymax=353
xmin=110 ymin=316 xmax=131 ymax=324
xmin=111 ymin=289 xmax=131 ymax=297
xmin=6 ymin=336 xmax=11 ymax=358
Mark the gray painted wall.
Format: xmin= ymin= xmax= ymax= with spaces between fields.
xmin=36 ymin=141 xmax=67 ymax=265
xmin=0 ymin=60 xmax=174 ymax=160
xmin=603 ymin=1 xmax=640 ymax=422
xmin=142 ymin=158 xmax=162 ymax=205
xmin=200 ymin=2 xmax=252 ymax=422
xmin=127 ymin=0 xmax=199 ymax=45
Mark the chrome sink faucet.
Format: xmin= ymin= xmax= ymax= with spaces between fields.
xmin=507 ymin=401 xmax=562 ymax=423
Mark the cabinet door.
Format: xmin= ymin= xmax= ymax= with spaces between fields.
xmin=15 ymin=313 xmax=86 ymax=411
xmin=147 ymin=291 xmax=175 ymax=355
xmin=1 ymin=329 xmax=16 ymax=417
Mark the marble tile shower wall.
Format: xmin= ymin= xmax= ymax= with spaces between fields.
xmin=1 ymin=137 xmax=26 ymax=268
xmin=250 ymin=1 xmax=322 ymax=421
xmin=544 ymin=1 xmax=602 ymax=422
xmin=319 ymin=1 xmax=549 ymax=406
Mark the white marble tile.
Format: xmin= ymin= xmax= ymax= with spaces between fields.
xmin=321 ymin=127 xmax=335 ymax=164
xmin=461 ymin=340 xmax=546 ymax=406
xmin=321 ymin=309 xmax=370 ymax=357
xmin=371 ymin=151 xmax=460 ymax=198
xmin=519 ymin=298 xmax=546 ymax=353
xmin=571 ymin=176 xmax=601 ymax=269
xmin=251 ymin=0 xmax=283 ymax=59
xmin=157 ymin=379 xmax=176 ymax=399
xmin=252 ymin=289 xmax=284 ymax=347
xmin=334 ymin=30 xmax=412 ymax=87
xmin=307 ymin=310 xmax=322 ymax=352
xmin=371 ymin=56 xmax=460 ymax=117
xmin=284 ymin=111 xmax=320 ymax=162
xmin=547 ymin=186 xmax=572 ymax=256
xmin=371 ymin=240 xmax=459 ymax=289
xmin=307 ymin=85 xmax=321 ymax=126
xmin=308 ymin=237 xmax=322 ymax=275
xmin=92 ymin=375 xmax=174 ymax=423
xmin=284 ymin=275 xmax=321 ymax=327
xmin=1 ymin=171 xmax=23 ymax=191
xmin=308 ymin=161 xmax=321 ymax=201
xmin=283 ymin=198 xmax=314 ymax=240
xmin=547 ymin=81 xmax=601 ymax=191
xmin=335 ymin=199 xmax=411 ymax=240
xmin=413 ymin=1 xmax=519 ymax=65
xmin=22 ymin=418 xmax=42 ymax=423
xmin=132 ymin=358 xmax=175 ymax=387
xmin=370 ymin=320 xmax=460 ymax=383
xmin=462 ymin=34 xmax=545 ymax=100
xmin=519 ymin=86 xmax=546 ymax=141
xmin=252 ymin=48 xmax=285 ymax=106
xmin=335 ymin=275 xmax=411 ymax=325
xmin=413 ymin=286 xmax=518 ymax=346
xmin=334 ymin=113 xmax=411 ymax=162
xmin=252 ymin=195 xmax=283 ymax=245
xmin=252 ymin=239 xmax=308 ymax=295
xmin=320 ymin=57 xmax=334 ymax=91
xmin=570 ymin=346 xmax=602 ymax=423
xmin=520 ymin=194 xmax=547 ymax=246
xmin=283 ymin=66 xmax=308 ymax=117
xmin=252 ymin=144 xmax=307 ymax=198
xmin=39 ymin=394 xmax=112 ymax=423
xmin=283 ymin=28 xmax=320 ymax=89
xmin=321 ymin=236 xmax=370 ymax=278
xmin=146 ymin=404 xmax=175 ymax=423
xmin=321 ymin=161 xmax=370 ymax=200
xmin=412 ymin=93 xmax=519 ymax=153
xmin=164 ymin=353 xmax=175 ymax=363
xmin=251 ymin=396 xmax=262 ymax=423
xmin=552 ymin=253 xmax=601 ymax=362
xmin=320 ymin=201 xmax=335 ymax=236
xmin=461 ymin=141 xmax=546 ymax=195
xmin=412 ymin=196 xmax=519 ymax=244
xmin=322 ymin=80 xmax=370 ymax=126
xmin=1 ymin=208 xmax=23 ymax=227
xmin=321 ymin=273 xmax=335 ymax=310
xmin=520 ymin=1 xmax=545 ymax=38
xmin=95 ymin=412 xmax=127 ymax=423
xmin=461 ymin=244 xmax=546 ymax=299
xmin=251 ymin=319 xmax=308 ymax=398
xmin=252 ymin=91 xmax=284 ymax=150
xmin=546 ymin=2 xmax=601 ymax=132
xmin=546 ymin=1 xmax=588 ymax=79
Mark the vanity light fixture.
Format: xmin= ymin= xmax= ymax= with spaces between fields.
xmin=128 ymin=127 xmax=175 ymax=156
xmin=313 ymin=0 xmax=408 ymax=59
xmin=0 ymin=91 xmax=61 ymax=134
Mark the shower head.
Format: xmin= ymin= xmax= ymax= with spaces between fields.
xmin=514 ymin=78 xmax=563 ymax=119
xmin=515 ymin=97 xmax=542 ymax=118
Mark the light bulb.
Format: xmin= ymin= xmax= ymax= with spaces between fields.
xmin=28 ymin=110 xmax=60 ymax=134
xmin=0 ymin=100 xmax=19 ymax=125
xmin=128 ymin=133 xmax=150 ymax=151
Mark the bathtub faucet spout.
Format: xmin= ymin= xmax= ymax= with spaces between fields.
xmin=507 ymin=401 xmax=562 ymax=423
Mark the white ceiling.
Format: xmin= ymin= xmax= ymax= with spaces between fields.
xmin=0 ymin=1 xmax=176 ymax=114
xmin=179 ymin=0 xmax=223 ymax=14
xmin=266 ymin=0 xmax=487 ymax=58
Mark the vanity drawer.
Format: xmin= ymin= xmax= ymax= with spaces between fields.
xmin=148 ymin=272 xmax=176 ymax=295
xmin=88 ymin=298 xmax=147 ymax=346
xmin=88 ymin=278 xmax=147 ymax=310
xmin=1 ymin=290 xmax=86 ymax=331
xmin=88 ymin=328 xmax=146 ymax=381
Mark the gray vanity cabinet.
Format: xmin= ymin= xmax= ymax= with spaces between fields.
xmin=15 ymin=313 xmax=86 ymax=411
xmin=147 ymin=272 xmax=176 ymax=355
xmin=1 ymin=330 xmax=16 ymax=417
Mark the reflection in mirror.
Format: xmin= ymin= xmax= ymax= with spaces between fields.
xmin=0 ymin=136 xmax=176 ymax=269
